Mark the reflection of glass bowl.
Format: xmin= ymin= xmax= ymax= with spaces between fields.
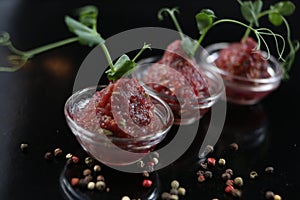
xmin=200 ymin=43 xmax=283 ymax=105
xmin=132 ymin=57 xmax=224 ymax=125
xmin=64 ymin=85 xmax=174 ymax=166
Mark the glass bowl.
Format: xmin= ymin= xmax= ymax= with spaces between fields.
xmin=200 ymin=42 xmax=283 ymax=105
xmin=64 ymin=85 xmax=174 ymax=166
xmin=132 ymin=57 xmax=224 ymax=125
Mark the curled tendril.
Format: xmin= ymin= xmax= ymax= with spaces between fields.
xmin=0 ymin=31 xmax=29 ymax=72
xmin=0 ymin=31 xmax=10 ymax=45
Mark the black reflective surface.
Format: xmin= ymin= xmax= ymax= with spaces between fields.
xmin=0 ymin=0 xmax=299 ymax=199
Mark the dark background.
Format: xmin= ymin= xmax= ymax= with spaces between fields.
xmin=0 ymin=0 xmax=299 ymax=199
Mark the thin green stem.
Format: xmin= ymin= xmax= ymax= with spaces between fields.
xmin=100 ymin=44 xmax=114 ymax=72
xmin=241 ymin=22 xmax=253 ymax=43
xmin=25 ymin=37 xmax=79 ymax=56
xmin=170 ymin=13 xmax=185 ymax=40
xmin=132 ymin=44 xmax=151 ymax=62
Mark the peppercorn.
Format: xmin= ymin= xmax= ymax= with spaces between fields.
xmin=54 ymin=148 xmax=62 ymax=157
xmin=204 ymin=171 xmax=213 ymax=179
xmin=95 ymin=181 xmax=106 ymax=191
xmin=121 ymin=196 xmax=130 ymax=200
xmin=85 ymin=156 xmax=94 ymax=166
xmin=198 ymin=175 xmax=206 ymax=182
xmin=225 ymin=169 xmax=234 ymax=176
xmin=170 ymin=188 xmax=178 ymax=195
xmin=170 ymin=194 xmax=179 ymax=200
xmin=207 ymin=157 xmax=216 ymax=166
xmin=234 ymin=177 xmax=243 ymax=187
xmin=274 ymin=194 xmax=282 ymax=200
xmin=96 ymin=175 xmax=105 ymax=182
xmin=142 ymin=179 xmax=152 ymax=188
xmin=84 ymin=175 xmax=93 ymax=183
xmin=87 ymin=182 xmax=95 ymax=190
xmin=221 ymin=172 xmax=231 ymax=181
xmin=197 ymin=170 xmax=205 ymax=176
xmin=218 ymin=158 xmax=226 ymax=166
xmin=20 ymin=143 xmax=28 ymax=152
xmin=161 ymin=192 xmax=171 ymax=200
xmin=199 ymin=161 xmax=208 ymax=169
xmin=229 ymin=142 xmax=239 ymax=151
xmin=265 ymin=191 xmax=274 ymax=199
xmin=70 ymin=178 xmax=80 ymax=186
xmin=44 ymin=152 xmax=53 ymax=160
xmin=265 ymin=166 xmax=274 ymax=174
xmin=65 ymin=153 xmax=73 ymax=159
xmin=249 ymin=171 xmax=258 ymax=179
xmin=93 ymin=165 xmax=101 ymax=172
xmin=171 ymin=180 xmax=180 ymax=189
xmin=83 ymin=169 xmax=92 ymax=176
xmin=106 ymin=187 xmax=110 ymax=192
xmin=225 ymin=185 xmax=234 ymax=193
xmin=142 ymin=170 xmax=149 ymax=177
xmin=72 ymin=156 xmax=79 ymax=164
xmin=177 ymin=187 xmax=186 ymax=196
xmin=79 ymin=178 xmax=89 ymax=188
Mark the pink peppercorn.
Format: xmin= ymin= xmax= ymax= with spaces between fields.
xmin=71 ymin=178 xmax=80 ymax=186
xmin=142 ymin=179 xmax=152 ymax=188
xmin=72 ymin=156 xmax=79 ymax=164
xmin=207 ymin=158 xmax=216 ymax=166
xmin=225 ymin=185 xmax=234 ymax=193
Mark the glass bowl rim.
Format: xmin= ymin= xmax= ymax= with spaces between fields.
xmin=201 ymin=42 xmax=283 ymax=84
xmin=64 ymin=85 xmax=174 ymax=144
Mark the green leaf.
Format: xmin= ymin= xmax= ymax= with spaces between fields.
xmin=65 ymin=16 xmax=104 ymax=47
xmin=268 ymin=13 xmax=283 ymax=26
xmin=240 ymin=1 xmax=259 ymax=26
xmin=181 ymin=37 xmax=198 ymax=57
xmin=253 ymin=0 xmax=263 ymax=15
xmin=272 ymin=1 xmax=296 ymax=16
xmin=106 ymin=54 xmax=136 ymax=81
xmin=65 ymin=16 xmax=91 ymax=33
xmin=195 ymin=9 xmax=216 ymax=34
xmin=77 ymin=5 xmax=98 ymax=27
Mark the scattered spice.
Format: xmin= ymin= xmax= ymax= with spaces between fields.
xmin=20 ymin=143 xmax=29 ymax=152
xmin=221 ymin=172 xmax=231 ymax=181
xmin=44 ymin=152 xmax=53 ymax=160
xmin=152 ymin=157 xmax=159 ymax=165
xmin=249 ymin=171 xmax=258 ymax=179
xmin=218 ymin=158 xmax=226 ymax=166
xmin=137 ymin=160 xmax=145 ymax=168
xmin=93 ymin=165 xmax=101 ymax=172
xmin=231 ymin=188 xmax=242 ymax=198
xmin=273 ymin=194 xmax=282 ymax=200
xmin=226 ymin=179 xmax=234 ymax=186
xmin=199 ymin=161 xmax=208 ymax=169
xmin=83 ymin=169 xmax=92 ymax=176
xmin=70 ymin=178 xmax=80 ymax=186
xmin=229 ymin=142 xmax=239 ymax=151
xmin=225 ymin=185 xmax=234 ymax=193
xmin=170 ymin=188 xmax=178 ymax=195
xmin=171 ymin=180 xmax=180 ymax=189
xmin=142 ymin=179 xmax=152 ymax=188
xmin=177 ymin=187 xmax=186 ymax=196
xmin=265 ymin=166 xmax=274 ymax=174
xmin=95 ymin=181 xmax=106 ymax=191
xmin=204 ymin=171 xmax=213 ymax=179
xmin=84 ymin=156 xmax=94 ymax=166
xmin=207 ymin=158 xmax=216 ymax=166
xmin=265 ymin=191 xmax=274 ymax=199
xmin=142 ymin=170 xmax=149 ymax=178
xmin=72 ymin=156 xmax=79 ymax=164
xmin=225 ymin=169 xmax=233 ymax=176
xmin=198 ymin=175 xmax=206 ymax=182
xmin=96 ymin=175 xmax=105 ymax=182
xmin=234 ymin=177 xmax=243 ymax=187
xmin=161 ymin=192 xmax=172 ymax=200
xmin=53 ymin=148 xmax=63 ymax=157
xmin=121 ymin=196 xmax=131 ymax=200
xmin=65 ymin=153 xmax=73 ymax=159
xmin=87 ymin=182 xmax=95 ymax=190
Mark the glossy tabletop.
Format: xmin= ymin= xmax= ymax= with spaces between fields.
xmin=0 ymin=0 xmax=299 ymax=199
